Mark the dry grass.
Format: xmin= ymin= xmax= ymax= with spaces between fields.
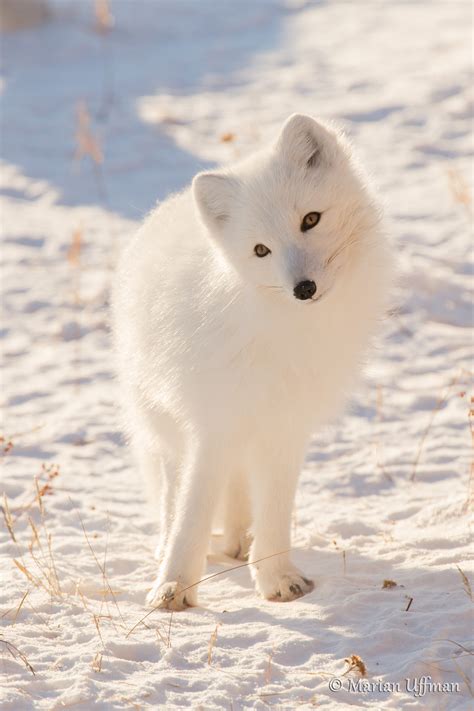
xmin=68 ymin=227 xmax=82 ymax=268
xmin=465 ymin=400 xmax=474 ymax=513
xmin=75 ymin=101 xmax=103 ymax=165
xmin=447 ymin=168 xmax=472 ymax=218
xmin=12 ymin=590 xmax=30 ymax=624
xmin=74 ymin=101 xmax=108 ymax=203
xmin=2 ymin=492 xmax=16 ymax=542
xmin=94 ymin=0 xmax=114 ymax=35
xmin=373 ymin=384 xmax=392 ymax=482
xmin=92 ymin=651 xmax=103 ymax=673
xmin=7 ymin=463 xmax=60 ymax=523
xmin=207 ymin=623 xmax=220 ymax=665
xmin=343 ymin=654 xmax=367 ymax=677
xmin=411 ymin=373 xmax=461 ymax=481
xmin=75 ymin=508 xmax=125 ymax=627
xmin=264 ymin=648 xmax=274 ymax=685
xmin=0 ymin=435 xmax=14 ymax=456
xmin=456 ymin=566 xmax=473 ymax=601
xmin=4 ymin=466 xmax=62 ymax=601
xmin=453 ymin=660 xmax=473 ymax=698
xmin=4 ymin=475 xmax=135 ymax=676
xmin=331 ymin=539 xmax=347 ymax=574
xmin=0 ymin=635 xmax=35 ymax=675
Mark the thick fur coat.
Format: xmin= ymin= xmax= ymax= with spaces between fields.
xmin=112 ymin=114 xmax=394 ymax=609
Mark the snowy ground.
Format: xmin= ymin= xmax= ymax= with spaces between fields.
xmin=1 ymin=1 xmax=473 ymax=709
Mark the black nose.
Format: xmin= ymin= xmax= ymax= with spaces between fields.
xmin=293 ymin=280 xmax=317 ymax=301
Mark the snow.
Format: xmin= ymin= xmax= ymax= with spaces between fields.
xmin=1 ymin=1 xmax=472 ymax=708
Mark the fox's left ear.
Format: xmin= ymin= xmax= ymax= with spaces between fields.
xmin=193 ymin=171 xmax=240 ymax=232
xmin=276 ymin=114 xmax=336 ymax=168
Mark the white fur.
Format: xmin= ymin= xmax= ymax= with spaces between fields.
xmin=112 ymin=114 xmax=394 ymax=610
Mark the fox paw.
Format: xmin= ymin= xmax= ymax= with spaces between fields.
xmin=256 ymin=569 xmax=314 ymax=602
xmin=146 ymin=580 xmax=196 ymax=611
xmin=222 ymin=530 xmax=253 ymax=561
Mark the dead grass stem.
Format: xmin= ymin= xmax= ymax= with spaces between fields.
xmin=2 ymin=493 xmax=16 ymax=542
xmin=411 ymin=374 xmax=460 ymax=481
xmin=75 ymin=507 xmax=125 ymax=626
xmin=456 ymin=566 xmax=473 ymax=601
xmin=0 ymin=635 xmax=35 ymax=675
xmin=207 ymin=623 xmax=220 ymax=666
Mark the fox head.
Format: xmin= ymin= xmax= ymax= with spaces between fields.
xmin=193 ymin=114 xmax=383 ymax=305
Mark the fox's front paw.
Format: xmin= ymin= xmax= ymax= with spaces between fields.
xmin=222 ymin=529 xmax=253 ymax=561
xmin=146 ymin=579 xmax=196 ymax=611
xmin=255 ymin=567 xmax=314 ymax=602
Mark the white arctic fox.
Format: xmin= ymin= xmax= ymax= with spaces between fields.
xmin=112 ymin=114 xmax=393 ymax=610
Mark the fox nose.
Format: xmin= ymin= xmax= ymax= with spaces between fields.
xmin=293 ymin=280 xmax=317 ymax=301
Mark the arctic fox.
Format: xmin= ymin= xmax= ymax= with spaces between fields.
xmin=112 ymin=114 xmax=393 ymax=610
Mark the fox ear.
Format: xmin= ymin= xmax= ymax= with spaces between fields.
xmin=277 ymin=114 xmax=333 ymax=169
xmin=193 ymin=171 xmax=239 ymax=230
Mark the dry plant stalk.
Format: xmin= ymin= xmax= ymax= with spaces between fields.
xmin=34 ymin=477 xmax=62 ymax=597
xmin=0 ymin=636 xmax=35 ymax=675
xmin=76 ymin=510 xmax=125 ymax=626
xmin=466 ymin=402 xmax=474 ymax=513
xmin=13 ymin=464 xmax=60 ymax=522
xmin=0 ymin=435 xmax=14 ymax=456
xmin=2 ymin=493 xmax=16 ymax=542
xmin=264 ymin=649 xmax=274 ymax=684
xmin=154 ymin=624 xmax=170 ymax=649
xmin=68 ymin=228 xmax=82 ymax=268
xmin=74 ymin=100 xmax=108 ymax=204
xmin=207 ymin=623 xmax=220 ymax=665
xmin=10 ymin=469 xmax=62 ymax=599
xmin=373 ymin=384 xmax=392 ymax=481
xmin=75 ymin=101 xmax=103 ymax=165
xmin=456 ymin=566 xmax=473 ymax=601
xmin=343 ymin=654 xmax=367 ymax=677
xmin=92 ymin=651 xmax=103 ymax=672
xmin=453 ymin=660 xmax=474 ymax=698
xmin=94 ymin=0 xmax=114 ymax=34
xmin=28 ymin=517 xmax=41 ymax=550
xmin=447 ymin=168 xmax=472 ymax=217
xmin=12 ymin=590 xmax=29 ymax=624
xmin=93 ymin=614 xmax=105 ymax=648
xmin=411 ymin=374 xmax=459 ymax=481
xmin=37 ymin=464 xmax=60 ymax=500
xmin=13 ymin=559 xmax=48 ymax=593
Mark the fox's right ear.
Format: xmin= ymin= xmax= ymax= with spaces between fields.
xmin=193 ymin=171 xmax=239 ymax=231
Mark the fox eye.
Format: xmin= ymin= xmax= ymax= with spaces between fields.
xmin=254 ymin=244 xmax=271 ymax=258
xmin=301 ymin=212 xmax=321 ymax=232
